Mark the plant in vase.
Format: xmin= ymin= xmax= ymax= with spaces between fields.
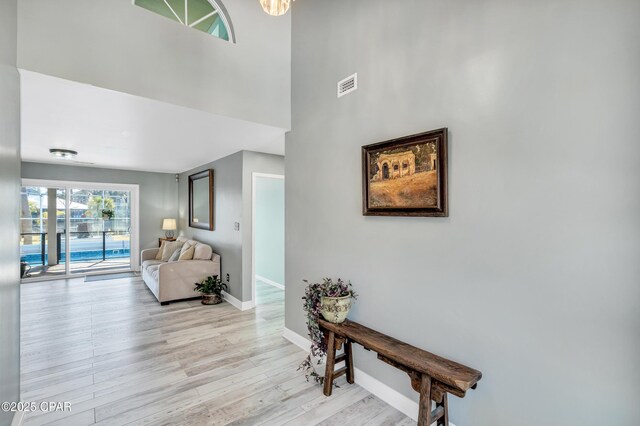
xmin=101 ymin=209 xmax=114 ymax=220
xmin=298 ymin=278 xmax=357 ymax=384
xmin=194 ymin=275 xmax=227 ymax=305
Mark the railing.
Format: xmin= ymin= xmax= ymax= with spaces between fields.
xmin=20 ymin=230 xmax=130 ymax=266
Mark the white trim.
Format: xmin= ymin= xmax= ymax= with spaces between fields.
xmin=222 ymin=290 xmax=254 ymax=311
xmin=189 ymin=10 xmax=218 ymax=28
xmin=11 ymin=410 xmax=25 ymax=426
xmin=20 ymin=178 xmax=141 ymax=276
xmin=22 ymin=178 xmax=139 ymax=192
xmin=354 ymin=367 xmax=420 ymax=422
xmin=208 ymin=0 xmax=235 ymax=43
xmin=164 ymin=0 xmax=184 ymax=24
xmin=283 ymin=327 xmax=312 ymax=351
xmin=251 ymin=173 xmax=285 ymax=308
xmin=282 ymin=328 xmax=457 ymax=425
xmin=255 ymin=275 xmax=284 ymax=290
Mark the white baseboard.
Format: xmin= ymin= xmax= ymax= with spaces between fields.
xmin=353 ymin=367 xmax=420 ymax=422
xmin=255 ymin=275 xmax=285 ymax=290
xmin=283 ymin=327 xmax=312 ymax=350
xmin=222 ymin=291 xmax=254 ymax=311
xmin=11 ymin=410 xmax=25 ymax=426
xmin=282 ymin=327 xmax=457 ymax=426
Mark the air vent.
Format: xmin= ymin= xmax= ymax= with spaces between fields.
xmin=337 ymin=73 xmax=358 ymax=98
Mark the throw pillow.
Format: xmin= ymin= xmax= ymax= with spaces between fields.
xmin=193 ymin=244 xmax=213 ymax=260
xmin=178 ymin=245 xmax=195 ymax=261
xmin=168 ymin=248 xmax=181 ymax=262
xmin=179 ymin=241 xmax=194 ymax=257
xmin=160 ymin=241 xmax=184 ymax=262
xmin=155 ymin=241 xmax=167 ymax=260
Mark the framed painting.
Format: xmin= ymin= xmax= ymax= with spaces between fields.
xmin=362 ymin=128 xmax=448 ymax=217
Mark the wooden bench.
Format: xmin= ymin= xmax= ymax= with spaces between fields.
xmin=318 ymin=319 xmax=482 ymax=426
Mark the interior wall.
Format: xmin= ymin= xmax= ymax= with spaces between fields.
xmin=286 ymin=1 xmax=640 ymax=425
xmin=178 ymin=151 xmax=244 ymax=301
xmin=177 ymin=150 xmax=284 ymax=303
xmin=17 ymin=0 xmax=291 ymax=129
xmin=0 ymin=0 xmax=20 ymax=424
xmin=255 ymin=176 xmax=285 ymax=286
xmin=21 ymin=162 xmax=178 ymax=250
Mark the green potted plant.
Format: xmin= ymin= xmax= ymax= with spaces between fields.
xmin=194 ymin=275 xmax=227 ymax=305
xmin=298 ymin=278 xmax=357 ymax=384
xmin=101 ymin=209 xmax=114 ymax=220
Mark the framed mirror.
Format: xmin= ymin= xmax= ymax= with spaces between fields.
xmin=189 ymin=169 xmax=214 ymax=230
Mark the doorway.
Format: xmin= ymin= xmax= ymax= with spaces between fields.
xmin=251 ymin=173 xmax=285 ymax=307
xmin=20 ymin=179 xmax=139 ymax=281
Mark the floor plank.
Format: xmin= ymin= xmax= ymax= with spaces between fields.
xmin=21 ymin=276 xmax=410 ymax=425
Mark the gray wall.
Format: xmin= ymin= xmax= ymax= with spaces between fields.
xmin=0 ymin=0 xmax=20 ymax=424
xmin=255 ymin=176 xmax=285 ymax=285
xmin=21 ymin=162 xmax=178 ymax=251
xmin=178 ymin=151 xmax=244 ymax=300
xmin=241 ymin=152 xmax=284 ymax=300
xmin=178 ymin=150 xmax=284 ymax=302
xmin=286 ymin=1 xmax=640 ymax=425
xmin=17 ymin=0 xmax=291 ymax=129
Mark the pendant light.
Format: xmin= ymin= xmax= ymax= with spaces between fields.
xmin=260 ymin=0 xmax=294 ymax=17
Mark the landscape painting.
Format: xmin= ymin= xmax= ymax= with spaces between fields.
xmin=362 ymin=128 xmax=448 ymax=217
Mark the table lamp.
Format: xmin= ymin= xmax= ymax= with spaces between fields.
xmin=162 ymin=218 xmax=177 ymax=239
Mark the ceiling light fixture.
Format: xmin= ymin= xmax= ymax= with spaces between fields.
xmin=49 ymin=148 xmax=78 ymax=160
xmin=260 ymin=0 xmax=294 ymax=16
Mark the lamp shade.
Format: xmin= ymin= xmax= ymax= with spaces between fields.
xmin=260 ymin=0 xmax=293 ymax=16
xmin=162 ymin=218 xmax=177 ymax=231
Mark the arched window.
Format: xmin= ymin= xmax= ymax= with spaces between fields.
xmin=135 ymin=0 xmax=235 ymax=43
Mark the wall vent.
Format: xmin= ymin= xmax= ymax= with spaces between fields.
xmin=337 ymin=73 xmax=358 ymax=98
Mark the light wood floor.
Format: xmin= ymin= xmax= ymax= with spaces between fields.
xmin=20 ymin=276 xmax=410 ymax=425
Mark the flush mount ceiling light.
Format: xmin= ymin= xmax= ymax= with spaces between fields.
xmin=260 ymin=0 xmax=294 ymax=16
xmin=49 ymin=148 xmax=78 ymax=160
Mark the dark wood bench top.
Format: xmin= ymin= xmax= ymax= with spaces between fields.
xmin=318 ymin=318 xmax=482 ymax=395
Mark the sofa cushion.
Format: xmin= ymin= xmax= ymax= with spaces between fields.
xmin=193 ymin=243 xmax=212 ymax=260
xmin=179 ymin=240 xmax=194 ymax=255
xmin=168 ymin=248 xmax=182 ymax=262
xmin=179 ymin=245 xmax=195 ymax=261
xmin=143 ymin=259 xmax=164 ymax=270
xmin=177 ymin=237 xmax=197 ymax=247
xmin=147 ymin=264 xmax=161 ymax=281
xmin=155 ymin=241 xmax=167 ymax=260
xmin=160 ymin=241 xmax=184 ymax=262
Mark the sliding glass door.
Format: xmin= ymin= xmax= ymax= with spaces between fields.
xmin=20 ymin=180 xmax=139 ymax=281
xmin=20 ymin=186 xmax=67 ymax=278
xmin=68 ymin=189 xmax=132 ymax=275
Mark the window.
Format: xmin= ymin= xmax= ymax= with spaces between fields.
xmin=134 ymin=0 xmax=235 ymax=42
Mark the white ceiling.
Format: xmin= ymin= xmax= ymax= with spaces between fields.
xmin=19 ymin=70 xmax=286 ymax=174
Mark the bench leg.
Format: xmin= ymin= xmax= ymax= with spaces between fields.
xmin=436 ymin=393 xmax=449 ymax=426
xmin=345 ymin=338 xmax=354 ymax=384
xmin=323 ymin=331 xmax=336 ymax=396
xmin=417 ymin=374 xmax=432 ymax=426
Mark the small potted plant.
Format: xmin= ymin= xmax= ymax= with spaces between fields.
xmin=298 ymin=278 xmax=357 ymax=384
xmin=194 ymin=275 xmax=227 ymax=305
xmin=320 ymin=278 xmax=357 ymax=324
xmin=102 ymin=209 xmax=114 ymax=220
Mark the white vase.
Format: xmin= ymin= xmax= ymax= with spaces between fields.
xmin=320 ymin=295 xmax=352 ymax=323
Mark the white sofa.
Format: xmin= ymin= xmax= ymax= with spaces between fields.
xmin=141 ymin=237 xmax=221 ymax=304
